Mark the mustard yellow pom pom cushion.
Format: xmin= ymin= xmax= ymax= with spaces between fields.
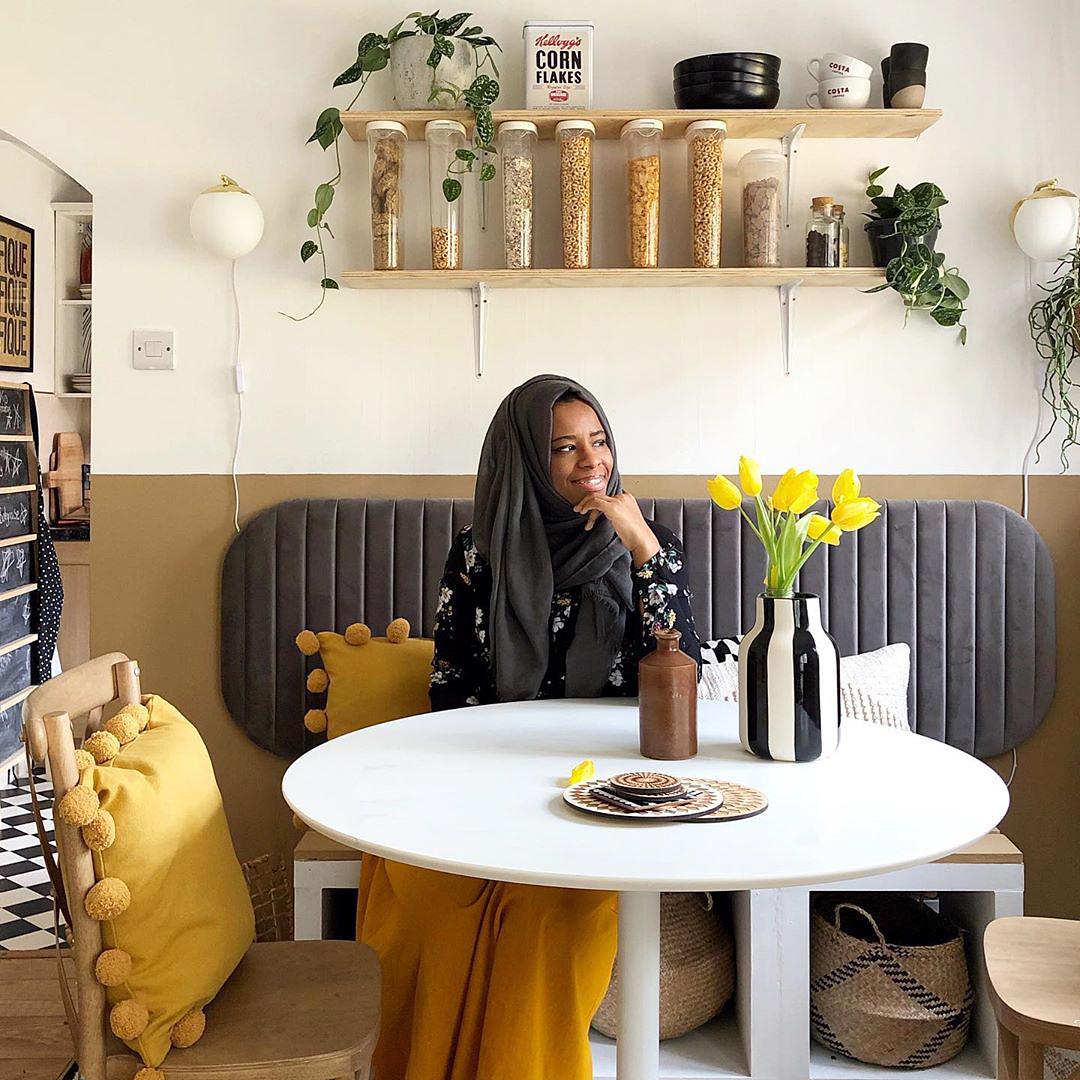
xmin=307 ymin=629 xmax=434 ymax=740
xmin=84 ymin=695 xmax=254 ymax=1067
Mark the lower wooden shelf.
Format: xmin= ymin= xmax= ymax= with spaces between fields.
xmin=340 ymin=268 xmax=885 ymax=290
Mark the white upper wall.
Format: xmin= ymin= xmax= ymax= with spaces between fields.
xmin=3 ymin=0 xmax=1078 ymax=475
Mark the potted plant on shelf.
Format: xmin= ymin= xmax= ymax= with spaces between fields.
xmin=863 ymin=166 xmax=970 ymax=343
xmin=1028 ymin=247 xmax=1080 ymax=470
xmin=708 ymin=461 xmax=880 ymax=763
xmin=289 ymin=11 xmax=501 ymax=319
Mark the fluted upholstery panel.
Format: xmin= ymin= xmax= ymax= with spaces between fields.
xmin=221 ymin=497 xmax=1055 ymax=759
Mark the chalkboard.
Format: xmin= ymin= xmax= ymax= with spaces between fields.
xmin=0 ymin=492 xmax=31 ymax=540
xmin=0 ymin=442 xmax=29 ymax=485
xmin=0 ymin=642 xmax=31 ymax=701
xmin=0 ymin=588 xmax=33 ymax=642
xmin=0 ymin=541 xmax=33 ymax=590
xmin=0 ymin=387 xmax=28 ymax=436
xmin=0 ymin=699 xmax=22 ymax=767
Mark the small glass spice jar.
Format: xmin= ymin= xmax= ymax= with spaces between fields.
xmin=556 ymin=119 xmax=595 ymax=269
xmin=739 ymin=149 xmax=785 ymax=267
xmin=806 ymin=196 xmax=840 ymax=268
xmin=621 ymin=118 xmax=664 ymax=268
xmin=366 ymin=120 xmax=407 ymax=271
xmin=686 ymin=119 xmax=727 ymax=268
xmin=425 ymin=119 xmax=466 ymax=270
xmin=832 ymin=203 xmax=849 ymax=267
xmin=498 ymin=121 xmax=537 ymax=270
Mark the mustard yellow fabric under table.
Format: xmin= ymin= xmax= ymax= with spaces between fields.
xmin=358 ymin=856 xmax=617 ymax=1080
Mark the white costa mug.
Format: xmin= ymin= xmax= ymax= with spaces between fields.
xmin=806 ymin=76 xmax=872 ymax=109
xmin=807 ymin=52 xmax=873 ymax=81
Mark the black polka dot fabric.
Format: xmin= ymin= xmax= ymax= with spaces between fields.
xmin=27 ymin=388 xmax=63 ymax=684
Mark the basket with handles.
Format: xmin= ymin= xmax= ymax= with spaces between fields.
xmin=810 ymin=894 xmax=973 ymax=1068
xmin=592 ymin=892 xmax=734 ymax=1041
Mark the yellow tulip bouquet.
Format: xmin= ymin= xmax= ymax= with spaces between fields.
xmin=708 ymin=459 xmax=881 ymax=598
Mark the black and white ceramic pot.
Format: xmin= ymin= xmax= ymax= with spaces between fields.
xmin=738 ymin=593 xmax=840 ymax=762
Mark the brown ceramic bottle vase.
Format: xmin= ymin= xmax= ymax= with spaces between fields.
xmin=638 ymin=628 xmax=698 ymax=760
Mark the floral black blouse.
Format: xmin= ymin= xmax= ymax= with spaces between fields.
xmin=429 ymin=522 xmax=701 ymax=711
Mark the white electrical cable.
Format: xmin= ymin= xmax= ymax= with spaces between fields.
xmin=1020 ymin=393 xmax=1043 ymax=520
xmin=1005 ymin=747 xmax=1018 ymax=788
xmin=229 ymin=258 xmax=243 ymax=534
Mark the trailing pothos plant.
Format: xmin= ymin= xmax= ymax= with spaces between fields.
xmin=288 ymin=11 xmax=501 ymax=320
xmin=863 ymin=166 xmax=971 ymax=344
xmin=1028 ymin=247 xmax=1080 ymax=470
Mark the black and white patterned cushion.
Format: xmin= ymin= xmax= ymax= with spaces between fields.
xmin=697 ymin=636 xmax=912 ymax=729
xmin=699 ymin=636 xmax=741 ymax=666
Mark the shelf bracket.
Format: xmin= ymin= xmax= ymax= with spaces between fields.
xmin=781 ymin=123 xmax=806 ymax=228
xmin=472 ymin=282 xmax=489 ymax=379
xmin=779 ymin=279 xmax=801 ymax=375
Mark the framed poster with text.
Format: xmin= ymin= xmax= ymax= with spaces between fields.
xmin=0 ymin=215 xmax=34 ymax=372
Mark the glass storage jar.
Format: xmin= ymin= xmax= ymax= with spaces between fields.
xmin=426 ymin=119 xmax=466 ymax=270
xmin=685 ymin=119 xmax=727 ymax=268
xmin=739 ymin=149 xmax=785 ymax=267
xmin=366 ymin=120 xmax=407 ymax=271
xmin=556 ymin=119 xmax=595 ymax=269
xmin=621 ymin=118 xmax=663 ymax=268
xmin=806 ymin=196 xmax=839 ymax=267
xmin=833 ymin=203 xmax=849 ymax=267
xmin=498 ymin=121 xmax=537 ymax=270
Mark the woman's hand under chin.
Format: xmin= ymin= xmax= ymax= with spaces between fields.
xmin=573 ymin=493 xmax=661 ymax=568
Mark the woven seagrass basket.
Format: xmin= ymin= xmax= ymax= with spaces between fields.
xmin=242 ymin=853 xmax=294 ymax=942
xmin=592 ymin=892 xmax=734 ymax=1041
xmin=811 ymin=894 xmax=973 ymax=1069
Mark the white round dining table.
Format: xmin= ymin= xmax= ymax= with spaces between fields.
xmin=282 ymin=697 xmax=1009 ymax=1080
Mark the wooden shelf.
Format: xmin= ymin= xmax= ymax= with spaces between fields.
xmin=341 ymin=267 xmax=885 ymax=290
xmin=57 ymin=392 xmax=91 ymax=400
xmin=59 ymin=298 xmax=91 ymax=307
xmin=341 ymin=108 xmax=940 ymax=143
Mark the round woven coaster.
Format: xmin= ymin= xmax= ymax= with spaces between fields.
xmin=564 ymin=778 xmax=724 ymax=821
xmin=686 ymin=779 xmax=768 ymax=822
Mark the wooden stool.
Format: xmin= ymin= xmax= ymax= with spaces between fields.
xmin=984 ymin=916 xmax=1080 ymax=1080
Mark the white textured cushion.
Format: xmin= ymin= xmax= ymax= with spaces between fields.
xmin=698 ymin=637 xmax=912 ymax=730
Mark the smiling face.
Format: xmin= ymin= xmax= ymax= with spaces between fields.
xmin=549 ymin=397 xmax=614 ymax=505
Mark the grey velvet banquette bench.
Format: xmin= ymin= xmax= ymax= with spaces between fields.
xmin=221 ymin=497 xmax=1056 ymax=761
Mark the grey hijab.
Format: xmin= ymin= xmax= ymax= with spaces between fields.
xmin=472 ymin=374 xmax=633 ymax=701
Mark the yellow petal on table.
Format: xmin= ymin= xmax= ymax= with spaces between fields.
xmin=738 ymin=456 xmax=762 ymax=497
xmin=831 ymin=468 xmax=861 ymax=505
xmin=831 ymin=496 xmax=881 ymax=532
xmin=707 ymin=474 xmax=742 ymax=511
xmin=568 ymin=759 xmax=596 ymax=786
xmin=807 ymin=513 xmax=841 ymax=546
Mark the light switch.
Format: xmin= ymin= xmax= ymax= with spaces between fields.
xmin=133 ymin=329 xmax=175 ymax=370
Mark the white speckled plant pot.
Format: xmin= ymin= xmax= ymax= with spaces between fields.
xmin=391 ymin=36 xmax=476 ymax=109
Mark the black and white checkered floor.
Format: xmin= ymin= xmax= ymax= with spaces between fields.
xmin=0 ymin=767 xmax=61 ymax=950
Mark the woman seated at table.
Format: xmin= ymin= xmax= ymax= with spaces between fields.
xmin=358 ymin=374 xmax=701 ymax=1080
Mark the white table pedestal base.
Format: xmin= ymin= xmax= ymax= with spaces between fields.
xmin=616 ymin=890 xmax=661 ymax=1080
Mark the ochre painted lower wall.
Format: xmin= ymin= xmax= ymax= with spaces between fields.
xmin=90 ymin=474 xmax=1080 ymax=919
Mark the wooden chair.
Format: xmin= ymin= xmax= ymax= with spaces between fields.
xmin=23 ymin=654 xmax=380 ymax=1080
xmin=984 ymin=916 xmax=1080 ymax=1080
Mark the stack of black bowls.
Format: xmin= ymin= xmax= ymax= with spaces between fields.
xmin=673 ymin=53 xmax=781 ymax=109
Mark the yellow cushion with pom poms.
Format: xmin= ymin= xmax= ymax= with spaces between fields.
xmin=297 ymin=620 xmax=434 ymax=740
xmin=81 ymin=695 xmax=254 ymax=1067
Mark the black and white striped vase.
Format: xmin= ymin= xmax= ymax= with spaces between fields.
xmin=738 ymin=593 xmax=841 ymax=762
